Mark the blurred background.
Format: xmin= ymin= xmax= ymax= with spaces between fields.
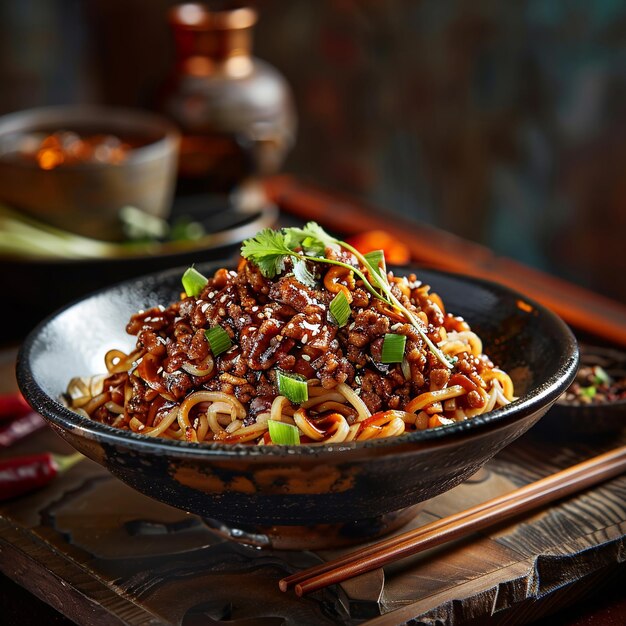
xmin=0 ymin=0 xmax=624 ymax=304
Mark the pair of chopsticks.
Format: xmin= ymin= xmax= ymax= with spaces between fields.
xmin=279 ymin=445 xmax=626 ymax=596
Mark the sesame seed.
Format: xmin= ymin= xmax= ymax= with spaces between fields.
xmin=220 ymin=295 xmax=227 ymax=303
xmin=208 ymin=291 xmax=215 ymax=298
xmin=301 ymin=333 xmax=309 ymax=344
xmin=252 ymin=306 xmax=259 ymax=312
xmin=349 ymin=322 xmax=356 ymax=330
xmin=302 ymin=354 xmax=311 ymax=362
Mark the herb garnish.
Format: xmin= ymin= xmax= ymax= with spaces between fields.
xmin=241 ymin=222 xmax=453 ymax=368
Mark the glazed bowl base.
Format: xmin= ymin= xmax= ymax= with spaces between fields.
xmin=202 ymin=503 xmax=424 ymax=550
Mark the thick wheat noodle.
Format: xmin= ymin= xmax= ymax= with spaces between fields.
xmin=81 ymin=392 xmax=111 ymax=416
xmin=105 ymin=348 xmax=145 ymax=374
xmin=271 ymin=395 xmax=292 ymax=422
xmin=357 ymin=411 xmax=408 ymax=441
xmin=405 ymin=385 xmax=467 ymax=413
xmin=66 ymin=257 xmax=516 ymax=446
xmin=181 ymin=355 xmax=214 ymax=377
xmin=178 ymin=391 xmax=246 ymax=432
xmin=336 ymin=383 xmax=371 ymax=421
xmin=311 ymin=401 xmax=357 ymax=417
xmin=345 ymin=423 xmax=360 ymax=442
xmin=293 ymin=408 xmax=350 ymax=442
xmin=301 ymin=392 xmax=345 ymax=408
xmin=195 ymin=412 xmax=210 ymax=441
xmin=207 ymin=409 xmax=226 ymax=436
xmin=104 ymin=401 xmax=124 ymax=414
xmin=226 ymin=419 xmax=242 ymax=433
xmin=138 ymin=407 xmax=179 ymax=437
xmin=482 ymin=369 xmax=515 ymax=401
xmin=224 ymin=421 xmax=269 ymax=443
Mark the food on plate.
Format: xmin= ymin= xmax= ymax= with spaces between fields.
xmin=557 ymin=355 xmax=626 ymax=406
xmin=63 ymin=222 xmax=516 ymax=445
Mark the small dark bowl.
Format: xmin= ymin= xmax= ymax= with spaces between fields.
xmin=0 ymin=196 xmax=277 ymax=346
xmin=16 ymin=265 xmax=578 ymax=549
xmin=535 ymin=344 xmax=626 ymax=438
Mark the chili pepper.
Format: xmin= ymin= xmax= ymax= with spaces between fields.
xmin=0 ymin=451 xmax=84 ymax=501
xmin=0 ymin=412 xmax=47 ymax=448
xmin=0 ymin=392 xmax=32 ymax=422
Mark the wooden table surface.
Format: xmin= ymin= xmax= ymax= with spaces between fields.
xmin=1 ymin=343 xmax=625 ymax=626
xmin=2 ymin=181 xmax=626 ymax=625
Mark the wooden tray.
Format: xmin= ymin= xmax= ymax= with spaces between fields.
xmin=1 ymin=348 xmax=625 ymax=626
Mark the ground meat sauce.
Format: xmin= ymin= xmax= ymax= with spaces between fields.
xmin=117 ymin=258 xmax=494 ymax=428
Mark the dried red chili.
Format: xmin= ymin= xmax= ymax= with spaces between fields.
xmin=0 ymin=392 xmax=32 ymax=422
xmin=0 ymin=452 xmax=83 ymax=501
xmin=0 ymin=412 xmax=47 ymax=448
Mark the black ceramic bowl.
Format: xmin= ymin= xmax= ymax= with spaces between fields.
xmin=16 ymin=264 xmax=578 ymax=549
xmin=535 ymin=343 xmax=626 ymax=438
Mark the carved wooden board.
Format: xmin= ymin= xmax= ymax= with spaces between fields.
xmin=1 ymin=348 xmax=625 ymax=625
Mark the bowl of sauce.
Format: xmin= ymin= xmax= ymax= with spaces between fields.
xmin=0 ymin=105 xmax=180 ymax=241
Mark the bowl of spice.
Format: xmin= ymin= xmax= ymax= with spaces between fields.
xmin=0 ymin=105 xmax=180 ymax=242
xmin=538 ymin=343 xmax=626 ymax=437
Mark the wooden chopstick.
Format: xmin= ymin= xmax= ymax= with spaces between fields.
xmin=279 ymin=445 xmax=626 ymax=596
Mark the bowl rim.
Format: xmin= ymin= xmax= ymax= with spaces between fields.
xmin=16 ymin=263 xmax=580 ymax=459
xmin=0 ymin=104 xmax=180 ymax=169
xmin=3 ymin=202 xmax=279 ymax=266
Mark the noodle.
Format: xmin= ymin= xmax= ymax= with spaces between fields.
xmin=63 ymin=233 xmax=516 ymax=446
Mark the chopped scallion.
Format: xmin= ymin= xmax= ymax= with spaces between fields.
xmin=277 ymin=370 xmax=309 ymax=403
xmin=268 ymin=420 xmax=301 ymax=445
xmin=580 ymin=386 xmax=597 ymax=398
xmin=205 ymin=325 xmax=232 ymax=357
xmin=381 ymin=333 xmax=407 ymax=363
xmin=592 ymin=366 xmax=610 ymax=386
xmin=182 ymin=266 xmax=208 ymax=297
xmin=364 ymin=249 xmax=388 ymax=283
xmin=329 ymin=290 xmax=351 ymax=327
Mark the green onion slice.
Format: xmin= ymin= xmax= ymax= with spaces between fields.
xmin=277 ymin=370 xmax=309 ymax=403
xmin=329 ymin=290 xmax=351 ymax=327
xmin=364 ymin=249 xmax=388 ymax=283
xmin=182 ymin=266 xmax=208 ymax=297
xmin=592 ymin=366 xmax=610 ymax=386
xmin=205 ymin=325 xmax=232 ymax=357
xmin=268 ymin=420 xmax=301 ymax=445
xmin=580 ymin=386 xmax=597 ymax=398
xmin=381 ymin=333 xmax=407 ymax=363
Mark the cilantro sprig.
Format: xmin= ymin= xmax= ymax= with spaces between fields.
xmin=241 ymin=222 xmax=453 ymax=368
